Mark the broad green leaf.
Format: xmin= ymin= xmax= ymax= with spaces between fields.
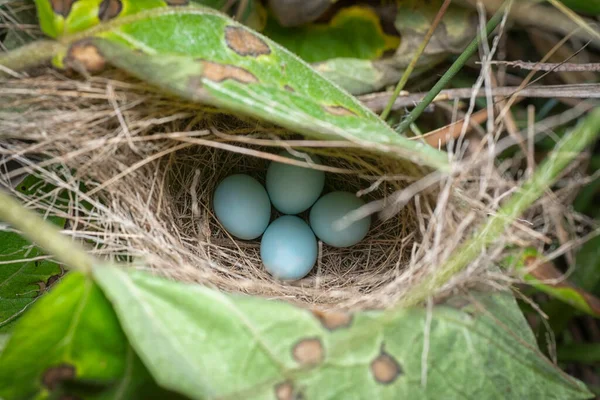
xmin=505 ymin=247 xmax=600 ymax=318
xmin=0 ymin=273 xmax=128 ymax=399
xmin=86 ymin=7 xmax=449 ymax=171
xmin=93 ymin=264 xmax=592 ymax=400
xmin=0 ymin=175 xmax=66 ymax=333
xmin=262 ymin=6 xmax=400 ymax=63
xmin=26 ymin=3 xmax=450 ymax=170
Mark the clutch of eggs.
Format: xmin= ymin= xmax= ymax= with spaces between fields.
xmin=213 ymin=157 xmax=371 ymax=281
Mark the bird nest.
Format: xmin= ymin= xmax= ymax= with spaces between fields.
xmin=2 ymin=70 xmax=567 ymax=310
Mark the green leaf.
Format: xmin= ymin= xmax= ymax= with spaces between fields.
xmin=262 ymin=6 xmax=400 ymax=63
xmin=0 ymin=176 xmax=66 ymax=333
xmin=93 ymin=264 xmax=592 ymax=400
xmin=82 ymin=6 xmax=449 ymax=171
xmin=0 ymin=273 xmax=128 ymax=399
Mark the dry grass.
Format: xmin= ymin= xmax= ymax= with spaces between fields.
xmin=0 ymin=69 xmax=594 ymax=311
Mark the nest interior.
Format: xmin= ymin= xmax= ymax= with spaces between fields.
xmin=0 ymin=71 xmax=532 ymax=310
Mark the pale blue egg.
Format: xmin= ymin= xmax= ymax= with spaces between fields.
xmin=266 ymin=151 xmax=325 ymax=214
xmin=261 ymin=216 xmax=317 ymax=280
xmin=309 ymin=191 xmax=370 ymax=248
xmin=213 ymin=174 xmax=271 ymax=240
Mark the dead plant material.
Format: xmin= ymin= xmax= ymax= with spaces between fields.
xmin=0 ymin=71 xmax=593 ymax=310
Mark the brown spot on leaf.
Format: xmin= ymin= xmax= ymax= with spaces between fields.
xmin=98 ymin=0 xmax=122 ymax=21
xmin=224 ymin=26 xmax=271 ymax=57
xmin=292 ymin=338 xmax=324 ymax=366
xmin=36 ymin=281 xmax=47 ymax=295
xmin=200 ymin=60 xmax=258 ymax=84
xmin=47 ymin=273 xmax=62 ymax=287
xmin=323 ymin=105 xmax=356 ymax=117
xmin=370 ymin=350 xmax=402 ymax=385
xmin=65 ymin=40 xmax=106 ymax=73
xmin=275 ymin=381 xmax=294 ymax=400
xmin=284 ymin=85 xmax=295 ymax=92
xmin=166 ymin=0 xmax=190 ymax=4
xmin=50 ymin=0 xmax=78 ymax=17
xmin=312 ymin=309 xmax=353 ymax=331
xmin=42 ymin=364 xmax=76 ymax=390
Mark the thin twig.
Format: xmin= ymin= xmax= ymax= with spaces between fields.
xmin=360 ymin=84 xmax=600 ymax=112
xmin=486 ymin=60 xmax=600 ymax=72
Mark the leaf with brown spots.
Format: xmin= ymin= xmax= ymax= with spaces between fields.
xmin=58 ymin=6 xmax=450 ymax=171
xmin=93 ymin=265 xmax=592 ymax=400
xmin=31 ymin=2 xmax=450 ymax=170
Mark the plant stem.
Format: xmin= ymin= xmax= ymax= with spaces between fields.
xmin=395 ymin=1 xmax=511 ymax=134
xmin=380 ymin=0 xmax=452 ymax=120
xmin=0 ymin=40 xmax=63 ymax=77
xmin=399 ymin=107 xmax=600 ymax=307
xmin=0 ymin=190 xmax=93 ymax=274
